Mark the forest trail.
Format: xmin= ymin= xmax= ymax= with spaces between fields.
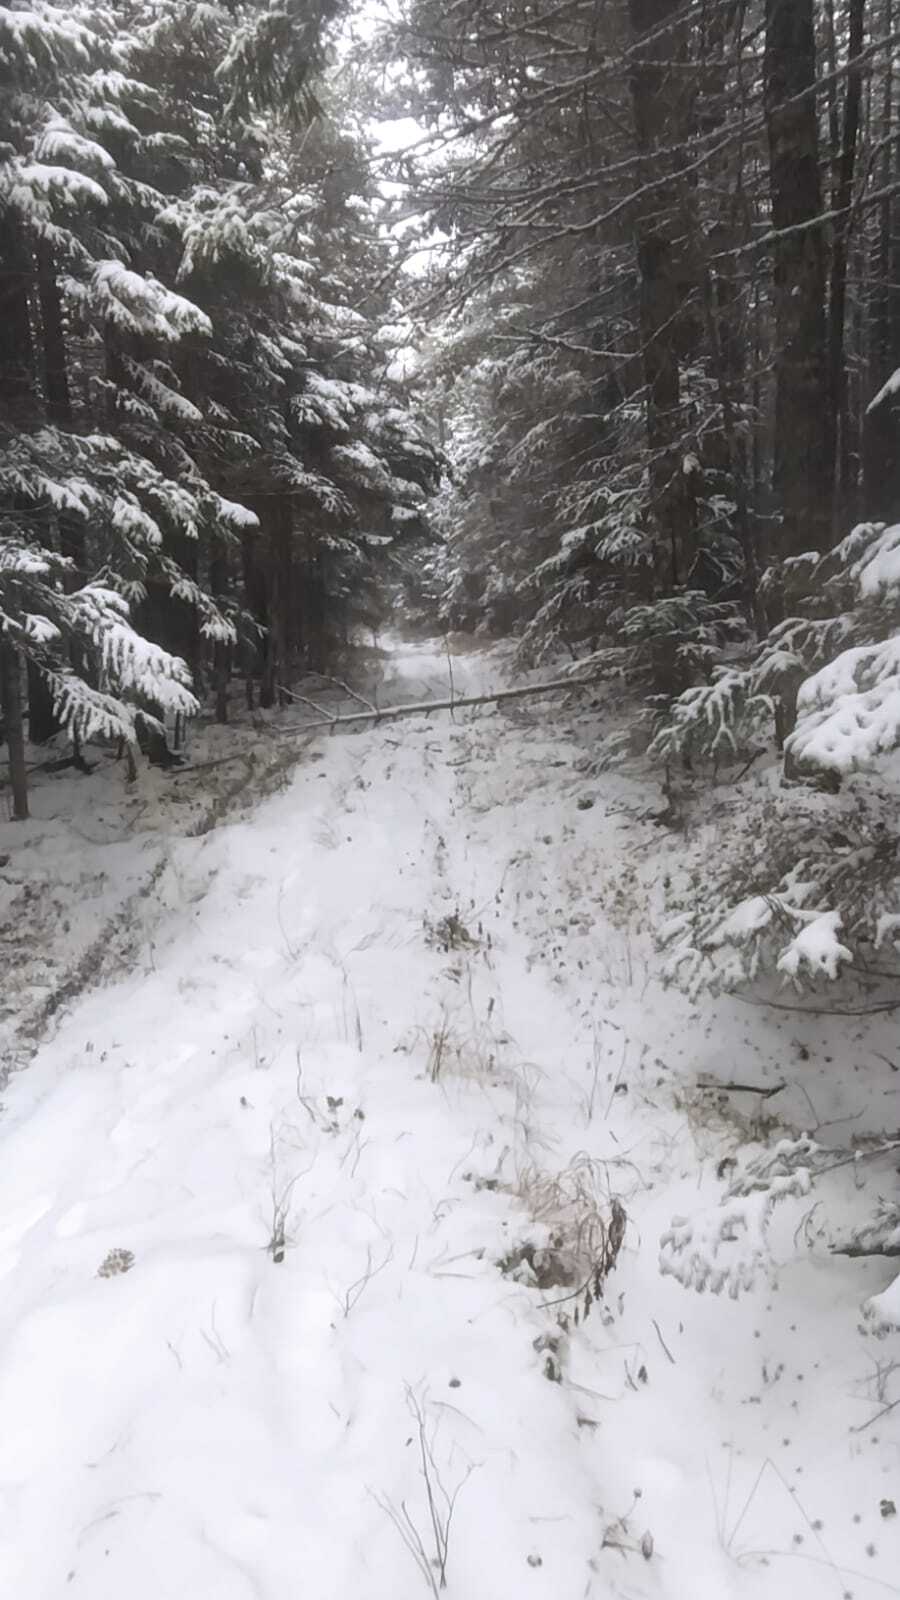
xmin=0 ymin=640 xmax=897 ymax=1600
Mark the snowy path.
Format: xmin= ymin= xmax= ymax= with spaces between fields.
xmin=0 ymin=641 xmax=897 ymax=1600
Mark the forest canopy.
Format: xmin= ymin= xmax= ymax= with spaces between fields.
xmin=0 ymin=0 xmax=440 ymax=814
xmin=3 ymin=0 xmax=900 ymax=847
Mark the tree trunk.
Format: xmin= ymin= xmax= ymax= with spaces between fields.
xmin=700 ymin=267 xmax=762 ymax=630
xmin=26 ymin=661 xmax=59 ymax=744
xmin=627 ymin=0 xmax=696 ymax=587
xmin=1 ymin=642 xmax=29 ymax=820
xmin=210 ymin=538 xmax=230 ymax=724
xmin=271 ymin=495 xmax=293 ymax=702
xmin=825 ymin=0 xmax=866 ymax=533
xmin=37 ymin=239 xmax=72 ymax=426
xmin=863 ymin=0 xmax=900 ymax=517
xmin=0 ymin=230 xmax=34 ymax=420
xmin=764 ymin=0 xmax=831 ymax=555
xmin=34 ymin=242 xmax=87 ymax=743
xmin=241 ymin=517 xmax=275 ymax=706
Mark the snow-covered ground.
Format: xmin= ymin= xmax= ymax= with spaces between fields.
xmin=0 ymin=637 xmax=897 ymax=1600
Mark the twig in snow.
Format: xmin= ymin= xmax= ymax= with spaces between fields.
xmin=696 ymin=1078 xmax=787 ymax=1098
xmin=342 ymin=969 xmax=364 ymax=1052
xmin=266 ymin=1126 xmax=311 ymax=1263
xmin=736 ymin=994 xmax=900 ymax=1017
xmin=444 ymin=636 xmax=456 ymax=722
xmin=583 ymin=1023 xmax=604 ymax=1125
xmin=651 ymin=1318 xmax=676 ymax=1364
xmin=371 ymin=1492 xmax=441 ymax=1598
xmin=339 ymin=1122 xmax=370 ymax=1179
xmin=604 ymin=1035 xmax=629 ymax=1118
xmin=600 ymin=1488 xmax=650 ymax=1556
xmin=733 ymin=749 xmax=765 ymax=782
xmin=371 ymin=1387 xmax=478 ymax=1596
xmin=832 ymin=1241 xmax=900 ymax=1259
xmin=277 ymin=684 xmax=339 ymax=723
xmin=166 ymin=751 xmax=256 ymax=779
xmin=200 ymin=1303 xmax=230 ymax=1363
xmin=724 ymin=1454 xmax=848 ymax=1586
xmin=304 ymin=673 xmax=380 ymax=715
xmin=850 ymin=1397 xmax=900 ymax=1433
xmin=293 ymin=1049 xmax=334 ymax=1131
xmin=277 ymin=879 xmax=302 ymax=963
xmin=340 ymin=1243 xmax=395 ymax=1317
xmin=735 ymin=1548 xmax=900 ymax=1594
xmin=865 ymin=1353 xmax=900 ymax=1405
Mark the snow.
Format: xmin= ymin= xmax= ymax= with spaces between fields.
xmin=331 ymin=440 xmax=392 ymax=491
xmin=125 ymin=361 xmax=204 ymax=425
xmin=112 ymin=493 xmax=163 ymax=548
xmin=776 ymin=910 xmax=853 ymax=983
xmin=710 ymin=893 xmax=775 ymax=943
xmin=0 ymin=543 xmax=52 ymax=576
xmin=856 ymin=522 xmax=900 ymax=598
xmin=0 ymin=4 xmax=94 ymax=72
xmin=162 ymin=190 xmax=268 ymax=280
xmin=875 ymin=912 xmax=900 ymax=947
xmin=866 ymin=367 xmax=900 ymax=412
xmin=866 ymin=1273 xmax=900 ymax=1332
xmin=90 ymin=617 xmax=195 ymax=708
xmin=0 ymin=638 xmax=897 ymax=1600
xmin=86 ymin=262 xmax=213 ymax=343
xmin=660 ymin=1170 xmax=812 ymax=1299
xmin=34 ymin=117 xmax=115 ymax=173
xmin=212 ymin=494 xmax=259 ymax=531
xmin=788 ymin=635 xmax=900 ymax=771
xmin=790 ymin=669 xmax=900 ymax=771
xmin=23 ymin=613 xmax=61 ymax=644
xmin=9 ymin=161 xmax=109 ymax=212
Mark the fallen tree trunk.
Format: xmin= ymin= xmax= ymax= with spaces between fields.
xmin=274 ymin=672 xmax=607 ymax=733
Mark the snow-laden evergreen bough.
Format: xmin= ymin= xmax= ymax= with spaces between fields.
xmin=648 ymin=520 xmax=900 ymax=1326
xmin=0 ymin=0 xmax=249 ymax=761
xmin=660 ymin=1130 xmax=900 ymax=1329
xmin=653 ymin=522 xmax=900 ymax=997
xmin=1 ymin=0 xmax=439 ymax=809
xmin=0 ymin=429 xmax=240 ymax=743
xmin=660 ymin=1140 xmax=815 ymax=1299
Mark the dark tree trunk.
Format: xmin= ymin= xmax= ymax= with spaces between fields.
xmin=107 ymin=317 xmax=198 ymax=746
xmin=636 ymin=236 xmax=687 ymax=585
xmin=863 ymin=0 xmax=900 ymax=517
xmin=764 ymin=0 xmax=831 ymax=555
xmin=0 ymin=231 xmax=38 ymax=791
xmin=210 ymin=539 xmax=230 ymax=724
xmin=701 ymin=267 xmax=762 ymax=629
xmin=685 ymin=0 xmax=760 ymax=621
xmin=271 ymin=495 xmax=293 ymax=702
xmin=26 ymin=662 xmax=58 ymax=744
xmin=241 ymin=520 xmax=273 ymax=706
xmin=1 ymin=642 xmax=29 ymax=821
xmin=33 ymin=243 xmax=85 ymax=744
xmin=214 ymin=640 xmax=230 ymax=723
xmin=36 ymin=252 xmax=79 ymax=565
xmin=825 ymin=0 xmax=866 ymax=533
xmin=627 ymin=0 xmax=696 ymax=588
xmin=0 ymin=230 xmax=34 ymax=420
xmin=36 ymin=239 xmax=72 ymax=426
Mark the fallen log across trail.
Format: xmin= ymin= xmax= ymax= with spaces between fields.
xmin=273 ymin=671 xmax=607 ymax=734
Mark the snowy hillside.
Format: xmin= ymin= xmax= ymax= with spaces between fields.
xmin=0 ymin=638 xmax=897 ymax=1600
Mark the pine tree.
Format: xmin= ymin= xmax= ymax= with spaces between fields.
xmin=1 ymin=0 xmax=439 ymax=811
